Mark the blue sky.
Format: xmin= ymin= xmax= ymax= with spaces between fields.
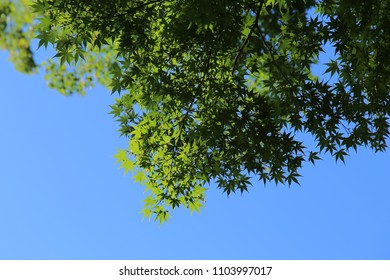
xmin=1 ymin=46 xmax=389 ymax=260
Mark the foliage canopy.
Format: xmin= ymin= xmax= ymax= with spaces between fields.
xmin=2 ymin=0 xmax=390 ymax=222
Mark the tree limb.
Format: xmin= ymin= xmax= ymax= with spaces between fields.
xmin=232 ymin=1 xmax=264 ymax=74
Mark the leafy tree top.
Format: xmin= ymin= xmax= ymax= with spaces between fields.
xmin=2 ymin=0 xmax=390 ymax=222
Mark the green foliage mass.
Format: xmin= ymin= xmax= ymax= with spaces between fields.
xmin=0 ymin=0 xmax=36 ymax=73
xmin=2 ymin=0 xmax=390 ymax=222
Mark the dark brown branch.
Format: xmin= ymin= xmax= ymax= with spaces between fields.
xmin=256 ymin=22 xmax=295 ymax=90
xmin=232 ymin=1 xmax=264 ymax=74
xmin=133 ymin=0 xmax=165 ymax=9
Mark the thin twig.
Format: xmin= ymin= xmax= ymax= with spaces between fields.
xmin=256 ymin=24 xmax=296 ymax=90
xmin=232 ymin=1 xmax=264 ymax=73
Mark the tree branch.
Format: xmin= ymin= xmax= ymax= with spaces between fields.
xmin=256 ymin=21 xmax=295 ymax=90
xmin=232 ymin=1 xmax=264 ymax=74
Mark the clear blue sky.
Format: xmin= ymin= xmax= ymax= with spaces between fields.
xmin=1 ymin=46 xmax=389 ymax=260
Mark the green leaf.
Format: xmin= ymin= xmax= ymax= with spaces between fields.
xmin=323 ymin=59 xmax=338 ymax=77
xmin=140 ymin=208 xmax=152 ymax=220
xmin=143 ymin=196 xmax=155 ymax=208
xmin=121 ymin=160 xmax=134 ymax=174
xmin=188 ymin=200 xmax=204 ymax=214
xmin=134 ymin=171 xmax=147 ymax=184
xmin=114 ymin=149 xmax=127 ymax=163
xmin=155 ymin=211 xmax=170 ymax=224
